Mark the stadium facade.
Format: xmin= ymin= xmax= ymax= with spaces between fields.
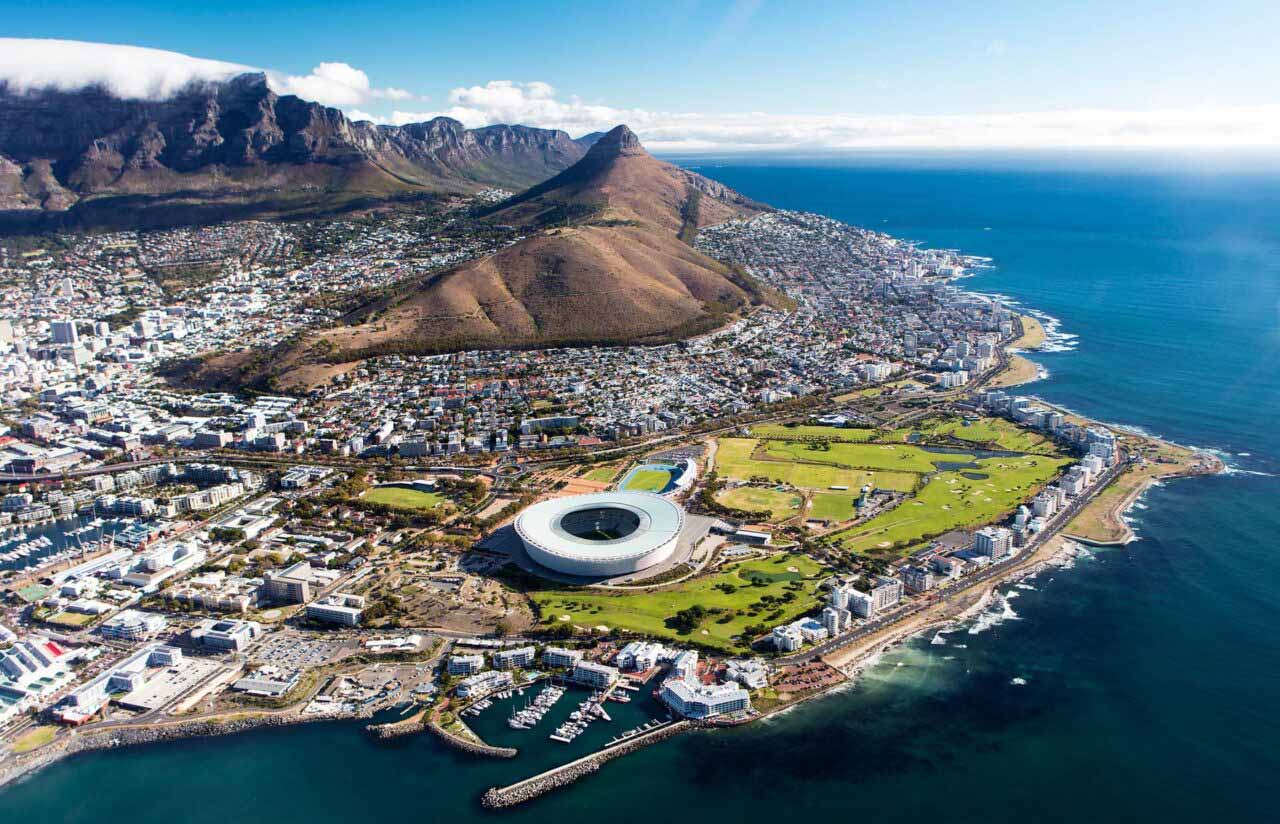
xmin=515 ymin=491 xmax=684 ymax=577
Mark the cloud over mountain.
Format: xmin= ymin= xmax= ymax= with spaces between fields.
xmin=3 ymin=38 xmax=1277 ymax=151
xmin=0 ymin=39 xmax=417 ymax=108
xmin=0 ymin=38 xmax=252 ymax=99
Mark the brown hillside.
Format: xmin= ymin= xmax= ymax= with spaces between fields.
xmin=257 ymin=125 xmax=767 ymax=391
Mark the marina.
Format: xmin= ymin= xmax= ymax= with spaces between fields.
xmin=0 ymin=515 xmax=123 ymax=573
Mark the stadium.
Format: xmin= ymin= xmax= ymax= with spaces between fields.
xmin=514 ymin=491 xmax=685 ymax=577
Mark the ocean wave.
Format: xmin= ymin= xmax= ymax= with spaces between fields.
xmin=967 ymin=591 xmax=1020 ymax=635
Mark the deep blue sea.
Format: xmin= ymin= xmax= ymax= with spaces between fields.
xmin=2 ymin=156 xmax=1278 ymax=822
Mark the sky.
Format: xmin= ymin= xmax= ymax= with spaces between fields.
xmin=2 ymin=0 xmax=1279 ymax=151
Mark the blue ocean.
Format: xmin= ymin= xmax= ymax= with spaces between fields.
xmin=2 ymin=155 xmax=1278 ymax=822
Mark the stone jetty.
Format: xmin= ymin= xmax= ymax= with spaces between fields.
xmin=481 ymin=720 xmax=689 ymax=809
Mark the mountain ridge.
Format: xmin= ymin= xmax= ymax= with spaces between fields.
xmin=0 ymin=72 xmax=589 ymax=229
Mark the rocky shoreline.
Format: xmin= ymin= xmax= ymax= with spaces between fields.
xmin=0 ymin=714 xmax=309 ymax=791
xmin=424 ymin=719 xmax=518 ymax=759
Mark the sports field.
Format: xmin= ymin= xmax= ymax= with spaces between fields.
xmin=831 ymin=454 xmax=1070 ymax=553
xmin=714 ymin=438 xmax=919 ymax=492
xmin=529 ymin=553 xmax=827 ymax=652
xmin=808 ymin=491 xmax=857 ymax=522
xmin=363 ymin=487 xmax=446 ymax=510
xmin=582 ymin=462 xmax=623 ymax=482
xmin=716 ymin=486 xmax=803 ymax=521
xmin=620 ymin=467 xmax=675 ymax=492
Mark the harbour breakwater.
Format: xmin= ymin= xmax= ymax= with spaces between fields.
xmin=425 ymin=719 xmax=518 ymax=759
xmin=481 ymin=720 xmax=689 ymax=809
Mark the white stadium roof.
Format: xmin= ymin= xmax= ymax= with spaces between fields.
xmin=515 ymin=491 xmax=684 ymax=575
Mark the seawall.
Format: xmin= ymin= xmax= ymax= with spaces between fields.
xmin=481 ymin=720 xmax=688 ymax=809
xmin=425 ymin=719 xmax=518 ymax=759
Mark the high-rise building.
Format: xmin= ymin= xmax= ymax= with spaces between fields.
xmin=51 ymin=319 xmax=78 ymax=345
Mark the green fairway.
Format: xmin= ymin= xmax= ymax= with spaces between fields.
xmin=621 ymin=468 xmax=675 ymax=492
xmin=808 ymin=491 xmax=856 ymax=522
xmin=913 ymin=416 xmax=1060 ymax=454
xmin=363 ymin=486 xmax=446 ymax=510
xmin=751 ymin=424 xmax=879 ymax=442
xmin=762 ymin=439 xmax=968 ymax=474
xmin=528 ymin=554 xmax=827 ymax=652
xmin=714 ymin=438 xmax=919 ymax=492
xmin=831 ymin=454 xmax=1070 ymax=553
xmin=716 ymin=486 xmax=803 ymax=521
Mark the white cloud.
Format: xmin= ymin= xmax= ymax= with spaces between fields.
xmin=0 ymin=38 xmax=253 ymax=98
xmin=2 ymin=40 xmax=1276 ymax=151
xmin=0 ymin=39 xmax=419 ymax=109
xmin=371 ymin=79 xmax=1280 ymax=151
xmin=271 ymin=61 xmax=419 ymax=107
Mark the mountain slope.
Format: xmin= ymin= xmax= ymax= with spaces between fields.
xmin=0 ymin=73 xmax=587 ymax=229
xmin=243 ymin=125 xmax=768 ymax=390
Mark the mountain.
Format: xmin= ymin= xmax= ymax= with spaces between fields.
xmin=208 ymin=125 xmax=771 ymax=391
xmin=573 ymin=131 xmax=607 ymax=150
xmin=0 ymin=73 xmax=587 ymax=230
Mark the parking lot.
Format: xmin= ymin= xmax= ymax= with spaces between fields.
xmin=252 ymin=636 xmax=341 ymax=669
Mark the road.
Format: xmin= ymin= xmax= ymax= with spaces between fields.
xmin=780 ymin=458 xmax=1125 ymax=664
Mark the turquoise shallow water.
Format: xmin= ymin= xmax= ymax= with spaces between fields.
xmin=3 ymin=156 xmax=1279 ymax=822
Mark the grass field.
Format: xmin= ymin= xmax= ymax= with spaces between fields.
xmin=832 ymin=454 xmax=1070 ymax=553
xmin=11 ymin=725 xmax=57 ymax=754
xmin=363 ymin=487 xmax=446 ymax=510
xmin=620 ymin=468 xmax=675 ymax=492
xmin=762 ymin=439 xmax=966 ymax=474
xmin=716 ymin=486 xmax=804 ymax=521
xmin=751 ymin=424 xmax=879 ymax=442
xmin=714 ymin=438 xmax=920 ymax=492
xmin=808 ymin=491 xmax=857 ymax=522
xmin=914 ymin=416 xmax=1059 ymax=454
xmin=528 ymin=554 xmax=827 ymax=652
xmin=45 ymin=611 xmax=95 ymax=627
xmin=582 ymin=462 xmax=623 ymax=482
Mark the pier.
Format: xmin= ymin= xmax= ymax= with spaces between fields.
xmin=481 ymin=720 xmax=689 ymax=809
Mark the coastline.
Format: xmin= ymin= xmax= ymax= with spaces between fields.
xmin=0 ymin=709 xmax=355 ymax=792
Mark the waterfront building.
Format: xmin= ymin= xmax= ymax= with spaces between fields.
xmin=724 ymin=658 xmax=769 ymax=690
xmin=1032 ymin=491 xmax=1058 ymax=518
xmin=492 ymin=646 xmax=536 ymax=670
xmin=447 ymin=653 xmax=486 ymax=676
xmin=456 ymin=670 xmax=513 ymax=699
xmin=58 ymin=644 xmax=183 ymax=721
xmin=902 ymin=565 xmax=937 ymax=594
xmin=542 ymin=646 xmax=583 ymax=668
xmin=572 ymin=660 xmax=619 ymax=688
xmin=615 ymin=640 xmax=667 ymax=671
xmin=974 ymin=525 xmax=1014 ymax=560
xmin=670 ymin=650 xmax=699 ymax=681
xmin=822 ymin=605 xmax=852 ymax=635
xmin=659 ymin=677 xmax=751 ymax=720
